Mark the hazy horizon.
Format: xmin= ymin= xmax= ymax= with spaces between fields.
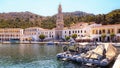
xmin=0 ymin=0 xmax=120 ymax=16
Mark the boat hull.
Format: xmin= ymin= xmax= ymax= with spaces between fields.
xmin=57 ymin=52 xmax=110 ymax=66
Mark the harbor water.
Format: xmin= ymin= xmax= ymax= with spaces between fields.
xmin=0 ymin=43 xmax=119 ymax=68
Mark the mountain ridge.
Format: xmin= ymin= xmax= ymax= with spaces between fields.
xmin=0 ymin=9 xmax=120 ymax=29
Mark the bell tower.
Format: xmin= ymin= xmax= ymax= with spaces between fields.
xmin=58 ymin=4 xmax=62 ymax=13
xmin=56 ymin=4 xmax=64 ymax=29
xmin=55 ymin=4 xmax=64 ymax=39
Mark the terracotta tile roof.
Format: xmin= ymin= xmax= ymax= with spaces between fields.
xmin=92 ymin=24 xmax=120 ymax=28
xmin=64 ymin=22 xmax=89 ymax=29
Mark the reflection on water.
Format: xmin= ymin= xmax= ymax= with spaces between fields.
xmin=0 ymin=44 xmax=63 ymax=68
xmin=0 ymin=44 xmax=120 ymax=68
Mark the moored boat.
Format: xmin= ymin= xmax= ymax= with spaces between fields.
xmin=56 ymin=44 xmax=95 ymax=60
xmin=76 ymin=43 xmax=117 ymax=66
xmin=47 ymin=41 xmax=54 ymax=45
xmin=56 ymin=43 xmax=117 ymax=66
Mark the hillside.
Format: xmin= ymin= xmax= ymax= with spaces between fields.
xmin=63 ymin=11 xmax=94 ymax=16
xmin=0 ymin=9 xmax=120 ymax=29
xmin=41 ymin=11 xmax=94 ymax=29
xmin=0 ymin=11 xmax=44 ymax=28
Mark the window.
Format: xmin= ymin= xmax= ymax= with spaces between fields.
xmin=96 ymin=30 xmax=98 ymax=34
xmin=75 ymin=31 xmax=77 ymax=33
xmin=102 ymin=29 xmax=105 ymax=33
xmin=65 ymin=31 xmax=66 ymax=33
xmin=73 ymin=31 xmax=74 ymax=33
xmin=99 ymin=30 xmax=101 ymax=34
xmin=84 ymin=31 xmax=86 ymax=33
xmin=108 ymin=29 xmax=110 ymax=34
xmin=81 ymin=30 xmax=82 ymax=33
xmin=58 ymin=16 xmax=60 ymax=19
xmin=49 ymin=35 xmax=51 ymax=37
xmin=118 ymin=29 xmax=120 ymax=33
xmin=78 ymin=30 xmax=79 ymax=33
xmin=111 ymin=29 xmax=114 ymax=33
xmin=69 ymin=31 xmax=71 ymax=34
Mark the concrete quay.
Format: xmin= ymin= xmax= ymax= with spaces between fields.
xmin=0 ymin=41 xmax=120 ymax=47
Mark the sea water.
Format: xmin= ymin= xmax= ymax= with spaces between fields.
xmin=0 ymin=43 xmax=119 ymax=68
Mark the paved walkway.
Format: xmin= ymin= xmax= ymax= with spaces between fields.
xmin=1 ymin=41 xmax=120 ymax=46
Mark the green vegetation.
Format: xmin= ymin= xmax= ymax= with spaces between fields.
xmin=35 ymin=9 xmax=120 ymax=28
xmin=0 ymin=9 xmax=120 ymax=29
xmin=101 ymin=33 xmax=106 ymax=42
xmin=0 ymin=12 xmax=43 ymax=29
xmin=39 ymin=34 xmax=45 ymax=42
xmin=71 ymin=34 xmax=77 ymax=40
xmin=65 ymin=36 xmax=70 ymax=41
xmin=110 ymin=33 xmax=116 ymax=42
xmin=40 ymin=16 xmax=56 ymax=29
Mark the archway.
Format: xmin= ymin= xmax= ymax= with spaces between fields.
xmin=99 ymin=37 xmax=101 ymax=42
xmin=107 ymin=36 xmax=110 ymax=42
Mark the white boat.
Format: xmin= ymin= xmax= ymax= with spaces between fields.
xmin=57 ymin=43 xmax=117 ymax=66
xmin=76 ymin=43 xmax=117 ymax=66
xmin=47 ymin=41 xmax=54 ymax=45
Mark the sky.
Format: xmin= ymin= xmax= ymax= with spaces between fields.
xmin=0 ymin=0 xmax=120 ymax=16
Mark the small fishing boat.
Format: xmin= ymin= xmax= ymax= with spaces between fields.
xmin=47 ymin=41 xmax=54 ymax=45
xmin=75 ymin=43 xmax=117 ymax=66
xmin=56 ymin=43 xmax=117 ymax=66
xmin=57 ymin=45 xmax=78 ymax=59
xmin=56 ymin=44 xmax=93 ymax=60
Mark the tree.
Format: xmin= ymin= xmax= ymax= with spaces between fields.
xmin=39 ymin=34 xmax=45 ymax=42
xmin=101 ymin=33 xmax=106 ymax=42
xmin=106 ymin=9 xmax=120 ymax=25
xmin=110 ymin=33 xmax=115 ymax=42
xmin=65 ymin=36 xmax=70 ymax=41
xmin=71 ymin=34 xmax=77 ymax=40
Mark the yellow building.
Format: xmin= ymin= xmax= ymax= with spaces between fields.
xmin=0 ymin=28 xmax=24 ymax=41
xmin=91 ymin=24 xmax=120 ymax=42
